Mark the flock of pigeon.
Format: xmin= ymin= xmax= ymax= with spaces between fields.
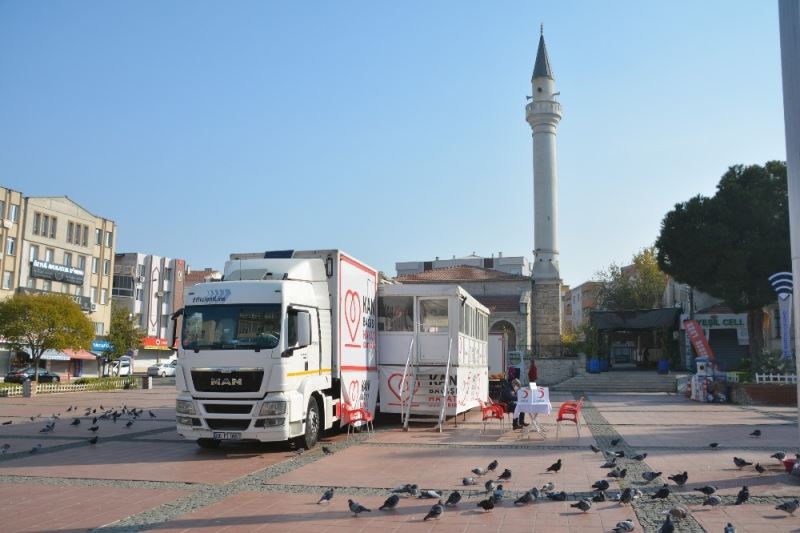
xmin=315 ymin=432 xmax=799 ymax=532
xmin=1 ymin=404 xmax=157 ymax=454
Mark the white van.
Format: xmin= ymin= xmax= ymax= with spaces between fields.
xmin=107 ymin=356 xmax=134 ymax=377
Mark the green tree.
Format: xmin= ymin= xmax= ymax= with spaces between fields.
xmin=0 ymin=293 xmax=94 ymax=382
xmin=107 ymin=303 xmax=144 ymax=360
xmin=656 ymin=161 xmax=790 ymax=357
xmin=597 ymin=246 xmax=667 ymax=310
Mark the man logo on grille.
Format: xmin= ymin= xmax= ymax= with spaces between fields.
xmin=210 ymin=378 xmax=243 ymax=386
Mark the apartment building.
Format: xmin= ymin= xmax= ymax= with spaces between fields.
xmin=112 ymin=252 xmax=186 ymax=371
xmin=0 ymin=187 xmax=25 ymax=297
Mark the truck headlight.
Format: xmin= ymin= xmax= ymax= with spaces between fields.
xmin=176 ymin=400 xmax=196 ymax=415
xmin=259 ymin=401 xmax=286 ymax=416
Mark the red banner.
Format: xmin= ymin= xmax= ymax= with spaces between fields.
xmin=683 ymin=319 xmax=714 ymax=359
xmin=142 ymin=337 xmax=172 ymax=351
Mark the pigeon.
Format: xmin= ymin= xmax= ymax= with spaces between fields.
xmin=755 ymin=463 xmax=765 ymax=474
xmin=322 ymin=446 xmax=333 ymax=455
xmin=125 ymin=420 xmax=134 ymax=428
xmin=378 ymin=494 xmax=399 ymax=510
xmin=608 ymin=468 xmax=627 ymax=479
xmin=317 ymin=488 xmax=334 ymax=504
xmin=734 ymin=485 xmax=749 ymax=505
xmin=418 ymin=490 xmax=441 ymax=499
xmin=444 ymin=491 xmax=461 ymax=506
xmin=659 ymin=515 xmax=675 ymax=533
xmin=662 ymin=506 xmax=688 ymax=520
xmin=633 ymin=489 xmax=643 ymax=500
xmin=348 ymin=499 xmax=371 ymax=516
xmin=100 ymin=405 xmax=104 ymax=410
xmin=613 ymin=519 xmax=635 ymax=532
xmin=487 ymin=459 xmax=498 ymax=472
xmin=293 ymin=448 xmax=305 ymax=457
xmin=733 ymin=457 xmax=752 ymax=469
xmin=546 ymin=491 xmax=567 ymax=501
xmin=668 ymin=471 xmax=688 ymax=486
xmin=619 ymin=488 xmax=634 ymax=505
xmin=570 ymin=499 xmax=591 ymax=513
xmin=546 ymin=459 xmax=562 ymax=473
xmin=423 ymin=500 xmax=443 ymax=521
xmin=642 ymin=471 xmax=662 ymax=483
xmin=771 ymin=451 xmax=787 ymax=462
xmin=610 ymin=450 xmax=625 ymax=458
xmin=529 ymin=487 xmax=540 ymax=499
xmin=88 ymin=436 xmax=98 ymax=445
xmin=592 ymin=479 xmax=610 ymax=492
xmin=477 ymin=497 xmax=494 ymax=511
xmin=601 ymin=458 xmax=618 ymax=469
xmin=591 ymin=492 xmax=606 ymax=502
xmin=1 ymin=443 xmax=10 ymax=453
xmin=750 ymin=429 xmax=761 ymax=437
xmin=484 ymin=480 xmax=496 ymax=493
xmin=590 ymin=444 xmax=601 ymax=453
xmin=462 ymin=477 xmax=477 ymax=486
xmin=632 ymin=453 xmax=647 ymax=461
xmin=70 ymin=418 xmax=80 ymax=426
xmin=724 ymin=524 xmax=736 ymax=533
xmin=497 ymin=468 xmax=512 ymax=481
xmin=514 ymin=491 xmax=535 ymax=505
xmin=1 ymin=421 xmax=11 ymax=425
xmin=92 ymin=409 xmax=96 ymax=414
xmin=694 ymin=485 xmax=717 ymax=496
xmin=493 ymin=485 xmax=504 ymax=502
xmin=149 ymin=410 xmax=156 ymax=418
xmin=702 ymin=495 xmax=722 ymax=507
xmin=651 ymin=485 xmax=670 ymax=500
xmin=541 ymin=482 xmax=554 ymax=492
xmin=29 ymin=444 xmax=42 ymax=454
xmin=709 ymin=442 xmax=719 ymax=448
xmin=775 ymin=498 xmax=800 ymax=515
xmin=88 ymin=425 xmax=99 ymax=432
xmin=611 ymin=438 xmax=621 ymax=446
xmin=472 ymin=467 xmax=488 ymax=476
xmin=66 ymin=406 xmax=73 ymax=412
xmin=390 ymin=484 xmax=418 ymax=496
xmin=92 ymin=417 xmax=98 ymax=425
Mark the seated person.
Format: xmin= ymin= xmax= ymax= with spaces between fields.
xmin=499 ymin=377 xmax=527 ymax=429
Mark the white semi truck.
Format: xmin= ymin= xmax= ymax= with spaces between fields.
xmin=174 ymin=250 xmax=378 ymax=449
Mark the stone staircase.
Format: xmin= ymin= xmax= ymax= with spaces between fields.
xmin=550 ymin=370 xmax=682 ymax=393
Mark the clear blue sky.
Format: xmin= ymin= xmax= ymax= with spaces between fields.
xmin=0 ymin=1 xmax=786 ymax=287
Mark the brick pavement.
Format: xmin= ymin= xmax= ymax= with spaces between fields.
xmin=0 ymin=387 xmax=797 ymax=532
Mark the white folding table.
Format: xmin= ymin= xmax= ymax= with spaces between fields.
xmin=514 ymin=385 xmax=552 ymax=439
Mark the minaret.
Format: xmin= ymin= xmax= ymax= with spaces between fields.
xmin=526 ymin=27 xmax=563 ymax=355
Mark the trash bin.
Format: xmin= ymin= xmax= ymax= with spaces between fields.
xmin=588 ymin=357 xmax=600 ymax=374
xmin=657 ymin=359 xmax=669 ymax=374
xmin=600 ymin=359 xmax=609 ymax=372
xmin=141 ymin=376 xmax=153 ymax=390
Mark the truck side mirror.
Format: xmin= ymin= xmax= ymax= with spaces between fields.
xmin=297 ymin=310 xmax=311 ymax=348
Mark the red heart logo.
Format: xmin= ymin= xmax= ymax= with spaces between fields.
xmin=344 ymin=290 xmax=361 ymax=343
xmin=387 ymin=372 xmax=420 ymax=402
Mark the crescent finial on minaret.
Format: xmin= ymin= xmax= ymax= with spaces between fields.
xmin=540 ymin=23 xmax=543 ymax=36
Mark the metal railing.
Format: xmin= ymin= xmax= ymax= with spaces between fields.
xmin=0 ymin=377 xmax=138 ymax=397
xmin=755 ymin=373 xmax=798 ymax=384
xmin=436 ymin=337 xmax=453 ymax=433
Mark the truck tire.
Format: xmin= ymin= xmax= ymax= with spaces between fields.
xmin=197 ymin=438 xmax=220 ymax=449
xmin=298 ymin=398 xmax=320 ymax=449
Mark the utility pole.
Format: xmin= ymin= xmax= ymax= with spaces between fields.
xmin=778 ymin=0 xmax=800 ymax=438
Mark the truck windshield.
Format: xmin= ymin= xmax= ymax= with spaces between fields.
xmin=182 ymin=304 xmax=281 ymax=351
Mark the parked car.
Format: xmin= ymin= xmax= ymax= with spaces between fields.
xmin=147 ymin=359 xmax=177 ymax=377
xmin=4 ymin=368 xmax=61 ymax=383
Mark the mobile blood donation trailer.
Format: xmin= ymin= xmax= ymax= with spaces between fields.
xmin=377 ymin=284 xmax=489 ymax=429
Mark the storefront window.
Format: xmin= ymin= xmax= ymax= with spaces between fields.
xmin=420 ymin=299 xmax=448 ymax=333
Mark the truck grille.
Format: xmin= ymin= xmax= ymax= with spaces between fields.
xmin=205 ymin=418 xmax=252 ymax=431
xmin=191 ymin=369 xmax=264 ymax=393
xmin=203 ymin=403 xmax=253 ymax=414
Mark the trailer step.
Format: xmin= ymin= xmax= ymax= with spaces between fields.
xmin=406 ymin=416 xmax=440 ymax=423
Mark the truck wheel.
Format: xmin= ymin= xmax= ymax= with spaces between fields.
xmin=197 ymin=438 xmax=220 ymax=449
xmin=298 ymin=398 xmax=320 ymax=449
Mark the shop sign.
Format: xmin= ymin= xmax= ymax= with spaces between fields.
xmin=142 ymin=337 xmax=172 ymax=351
xmin=30 ymin=260 xmax=84 ymax=285
xmin=91 ymin=340 xmax=113 ymax=352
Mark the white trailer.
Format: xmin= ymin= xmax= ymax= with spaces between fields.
xmin=175 ymin=250 xmax=378 ymax=449
xmin=377 ymin=284 xmax=489 ymax=426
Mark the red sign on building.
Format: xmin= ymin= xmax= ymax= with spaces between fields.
xmin=683 ymin=319 xmax=714 ymax=359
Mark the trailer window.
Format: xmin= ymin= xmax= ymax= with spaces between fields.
xmin=182 ymin=304 xmax=282 ymax=351
xmin=378 ymin=296 xmax=414 ymax=332
xmin=420 ymin=299 xmax=448 ymax=333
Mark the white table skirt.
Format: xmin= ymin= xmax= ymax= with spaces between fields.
xmin=513 ymin=402 xmax=553 ymax=418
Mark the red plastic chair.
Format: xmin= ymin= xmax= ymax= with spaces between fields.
xmin=341 ymin=403 xmax=374 ymax=438
xmin=478 ymin=400 xmax=506 ymax=433
xmin=555 ymin=397 xmax=584 ymax=440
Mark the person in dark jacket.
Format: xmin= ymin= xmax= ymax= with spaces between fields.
xmin=500 ymin=377 xmax=527 ymax=430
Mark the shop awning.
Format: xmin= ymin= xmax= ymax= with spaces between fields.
xmin=24 ymin=348 xmax=99 ymax=361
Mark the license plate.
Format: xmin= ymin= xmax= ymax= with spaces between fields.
xmin=213 ymin=432 xmax=242 ymax=440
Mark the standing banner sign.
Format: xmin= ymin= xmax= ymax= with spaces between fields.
xmin=769 ymin=272 xmax=794 ymax=359
xmin=684 ymin=319 xmax=714 ymax=359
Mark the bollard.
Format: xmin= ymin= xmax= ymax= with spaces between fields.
xmin=22 ymin=379 xmax=33 ymax=398
xmin=141 ymin=376 xmax=152 ymax=390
